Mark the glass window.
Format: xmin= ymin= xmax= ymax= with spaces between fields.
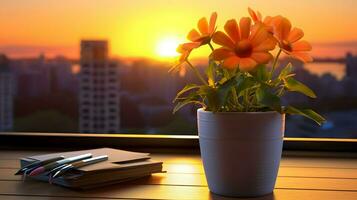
xmin=0 ymin=1 xmax=356 ymax=139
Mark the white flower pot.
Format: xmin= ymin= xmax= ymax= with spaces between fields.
xmin=197 ymin=108 xmax=285 ymax=197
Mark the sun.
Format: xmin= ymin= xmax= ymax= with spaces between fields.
xmin=156 ymin=37 xmax=181 ymax=58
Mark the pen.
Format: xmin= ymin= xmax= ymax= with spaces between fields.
xmin=29 ymin=153 xmax=92 ymax=176
xmin=15 ymin=156 xmax=65 ymax=175
xmin=50 ymin=155 xmax=108 ymax=179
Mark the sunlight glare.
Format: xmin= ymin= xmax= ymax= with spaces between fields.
xmin=156 ymin=37 xmax=181 ymax=58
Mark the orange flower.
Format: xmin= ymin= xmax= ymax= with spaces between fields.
xmin=187 ymin=12 xmax=217 ymax=46
xmin=272 ymin=16 xmax=313 ymax=62
xmin=248 ymin=7 xmax=263 ymax=23
xmin=174 ymin=12 xmax=217 ymax=69
xmin=176 ymin=42 xmax=201 ymax=64
xmin=170 ymin=42 xmax=200 ymax=76
xmin=211 ymin=18 xmax=276 ymax=71
xmin=248 ymin=7 xmax=275 ymax=34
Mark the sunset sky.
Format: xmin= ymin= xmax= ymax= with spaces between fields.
xmin=0 ymin=0 xmax=357 ymax=59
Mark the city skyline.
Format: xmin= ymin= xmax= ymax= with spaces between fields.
xmin=0 ymin=37 xmax=351 ymax=85
xmin=1 ymin=0 xmax=357 ymax=59
xmin=2 ymin=45 xmax=357 ymax=137
xmin=0 ymin=41 xmax=356 ymax=60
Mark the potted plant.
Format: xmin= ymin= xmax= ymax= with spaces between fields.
xmin=170 ymin=8 xmax=325 ymax=197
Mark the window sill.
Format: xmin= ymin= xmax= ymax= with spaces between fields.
xmin=0 ymin=132 xmax=357 ymax=152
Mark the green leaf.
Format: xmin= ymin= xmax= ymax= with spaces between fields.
xmin=269 ymin=78 xmax=281 ymax=87
xmin=236 ymin=75 xmax=256 ymax=96
xmin=174 ymin=84 xmax=200 ymax=102
xmin=216 ymin=76 xmax=238 ymax=107
xmin=173 ymin=91 xmax=204 ymax=113
xmin=206 ymin=59 xmax=216 ymax=87
xmin=255 ymin=64 xmax=269 ymax=82
xmin=279 ymin=63 xmax=293 ymax=79
xmin=222 ymin=68 xmax=231 ymax=78
xmin=173 ymin=100 xmax=204 ymax=114
xmin=284 ymin=77 xmax=317 ymax=98
xmin=284 ymin=106 xmax=326 ymax=126
xmin=256 ymin=86 xmax=281 ymax=112
xmin=199 ymin=86 xmax=219 ymax=112
xmin=218 ymin=77 xmax=228 ymax=85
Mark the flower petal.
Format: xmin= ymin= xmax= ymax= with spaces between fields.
xmin=222 ymin=56 xmax=240 ymax=69
xmin=177 ymin=42 xmax=200 ymax=53
xmin=212 ymin=31 xmax=236 ymax=49
xmin=263 ymin=16 xmax=274 ymax=26
xmin=179 ymin=51 xmax=189 ymax=62
xmin=291 ymin=52 xmax=313 ymax=63
xmin=211 ymin=48 xmax=235 ymax=60
xmin=239 ymin=17 xmax=251 ymax=39
xmin=251 ymin=52 xmax=273 ymax=64
xmin=224 ymin=19 xmax=240 ymax=42
xmin=250 ymin=24 xmax=270 ymax=47
xmin=292 ymin=40 xmax=311 ymax=51
xmin=187 ymin=29 xmax=201 ymax=42
xmin=239 ymin=58 xmax=257 ymax=72
xmin=248 ymin=8 xmax=262 ymax=23
xmin=287 ymin=27 xmax=304 ymax=43
xmin=209 ymin=12 xmax=217 ymax=33
xmin=248 ymin=7 xmax=259 ymax=22
xmin=263 ymin=16 xmax=275 ymax=33
xmin=257 ymin=11 xmax=262 ymax=22
xmin=198 ymin=17 xmax=209 ymax=35
xmin=253 ymin=37 xmax=276 ymax=52
xmin=273 ymin=16 xmax=291 ymax=41
xmin=176 ymin=45 xmax=185 ymax=53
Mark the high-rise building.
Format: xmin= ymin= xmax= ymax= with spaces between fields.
xmin=0 ymin=54 xmax=14 ymax=131
xmin=346 ymin=53 xmax=357 ymax=80
xmin=79 ymin=40 xmax=120 ymax=133
xmin=344 ymin=53 xmax=357 ymax=96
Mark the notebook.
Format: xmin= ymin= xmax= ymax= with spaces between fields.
xmin=19 ymin=148 xmax=163 ymax=189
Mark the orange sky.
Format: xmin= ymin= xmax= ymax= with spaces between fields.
xmin=0 ymin=0 xmax=357 ymax=59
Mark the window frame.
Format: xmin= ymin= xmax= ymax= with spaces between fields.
xmin=1 ymin=132 xmax=357 ymax=152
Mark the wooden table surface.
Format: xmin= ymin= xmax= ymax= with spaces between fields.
xmin=0 ymin=149 xmax=357 ymax=200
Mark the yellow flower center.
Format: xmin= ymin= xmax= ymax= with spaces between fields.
xmin=235 ymin=40 xmax=253 ymax=58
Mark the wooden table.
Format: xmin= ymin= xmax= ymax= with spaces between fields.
xmin=0 ymin=150 xmax=357 ymax=200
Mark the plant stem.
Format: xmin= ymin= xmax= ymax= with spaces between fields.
xmin=208 ymin=42 xmax=214 ymax=52
xmin=208 ymin=42 xmax=217 ymax=83
xmin=277 ymin=85 xmax=285 ymax=97
xmin=231 ymin=87 xmax=243 ymax=111
xmin=244 ymin=89 xmax=250 ymax=111
xmin=270 ymin=48 xmax=282 ymax=80
xmin=186 ymin=60 xmax=208 ymax=85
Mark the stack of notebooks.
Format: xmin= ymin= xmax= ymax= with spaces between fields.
xmin=19 ymin=148 xmax=163 ymax=189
